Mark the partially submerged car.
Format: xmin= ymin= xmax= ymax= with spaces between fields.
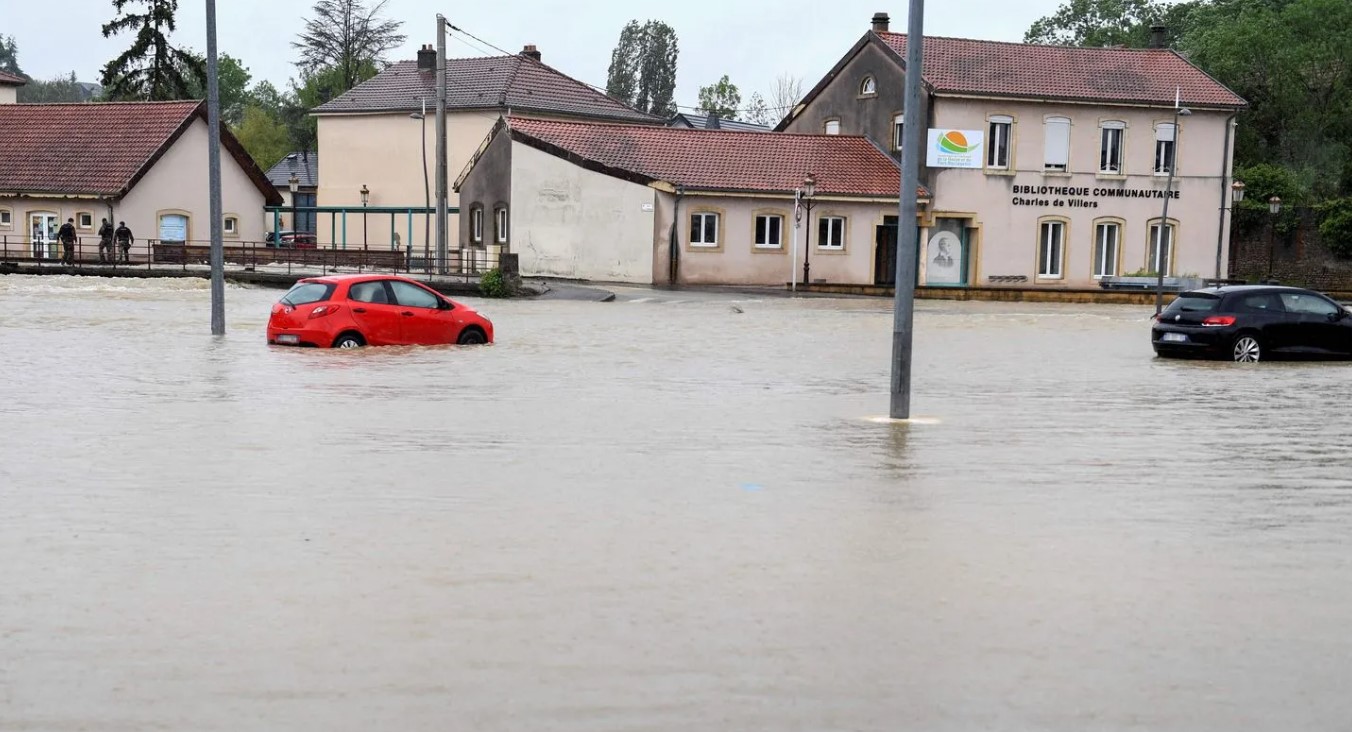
xmin=267 ymin=274 xmax=493 ymax=348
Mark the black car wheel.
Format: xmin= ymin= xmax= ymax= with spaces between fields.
xmin=1232 ymin=333 xmax=1262 ymax=362
xmin=333 ymin=332 xmax=365 ymax=349
xmin=457 ymin=327 xmax=486 ymax=345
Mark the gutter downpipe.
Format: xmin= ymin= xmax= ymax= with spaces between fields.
xmin=669 ymin=185 xmax=685 ymax=286
xmin=1215 ymin=112 xmax=1239 ymax=280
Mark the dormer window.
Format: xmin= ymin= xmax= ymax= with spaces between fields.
xmin=860 ymin=76 xmax=877 ymax=96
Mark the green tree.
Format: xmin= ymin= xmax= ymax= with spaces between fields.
xmin=233 ymin=105 xmax=292 ymax=171
xmin=179 ymin=52 xmax=253 ymax=125
xmin=16 ymin=72 xmax=88 ymax=103
xmin=744 ymin=92 xmax=772 ymax=126
xmin=697 ymin=75 xmax=742 ymax=120
xmin=294 ymin=0 xmax=405 ymax=91
xmin=1024 ymin=0 xmax=1165 ymax=46
xmin=0 ymin=35 xmax=23 ymax=77
xmin=100 ymin=0 xmax=203 ymax=100
xmin=605 ymin=19 xmax=679 ymax=116
xmin=285 ymin=60 xmax=377 ymax=152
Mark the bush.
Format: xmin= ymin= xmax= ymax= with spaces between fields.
xmin=478 ymin=268 xmax=513 ymax=298
xmin=1318 ymin=198 xmax=1352 ymax=258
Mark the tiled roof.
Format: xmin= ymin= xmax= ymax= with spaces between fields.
xmin=265 ymin=152 xmax=319 ymax=189
xmin=877 ymin=33 xmax=1245 ymax=108
xmin=314 ymin=56 xmax=660 ymax=123
xmin=0 ymin=70 xmax=25 ymax=86
xmin=0 ymin=100 xmax=282 ymax=203
xmin=506 ymin=117 xmax=920 ymax=198
xmin=668 ymin=113 xmax=772 ymax=133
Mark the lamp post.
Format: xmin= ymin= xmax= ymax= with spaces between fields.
xmin=801 ymin=173 xmax=816 ymax=287
xmin=1266 ymin=195 xmax=1282 ymax=280
xmin=287 ymin=175 xmax=299 ymax=242
xmin=1221 ymin=180 xmax=1245 ymax=279
xmin=410 ymin=99 xmax=430 ymax=272
xmin=1154 ymin=105 xmax=1191 ymax=316
xmin=361 ymin=183 xmax=370 ymax=248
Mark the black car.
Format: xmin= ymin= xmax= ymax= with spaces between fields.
xmin=1152 ymin=285 xmax=1352 ymax=362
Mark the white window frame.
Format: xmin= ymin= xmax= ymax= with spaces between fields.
xmin=1149 ymin=222 xmax=1175 ymax=275
xmin=1093 ymin=221 xmax=1120 ymax=278
xmin=1154 ymin=122 xmax=1177 ymax=175
xmin=987 ymin=115 xmax=1013 ymax=170
xmin=690 ymin=212 xmax=720 ymax=248
xmin=824 ymin=119 xmax=841 ymax=135
xmin=471 ymin=206 xmax=484 ymax=244
xmin=0 ymin=209 xmax=11 ymax=227
xmin=1100 ymin=121 xmax=1126 ymax=174
xmin=77 ymin=212 xmax=93 ymax=230
xmin=1038 ymin=220 xmax=1065 ymax=279
xmin=817 ymin=216 xmax=845 ymax=250
xmin=223 ymin=216 xmax=237 ymax=234
xmin=754 ymin=214 xmax=783 ymax=249
xmin=495 ymin=206 xmax=508 ymax=244
xmin=892 ymin=113 xmax=905 ymax=151
xmin=860 ymin=76 xmax=877 ymax=96
xmin=1044 ymin=116 xmax=1070 ymax=172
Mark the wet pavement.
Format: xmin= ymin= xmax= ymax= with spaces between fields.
xmin=2 ymin=275 xmax=1351 ymax=731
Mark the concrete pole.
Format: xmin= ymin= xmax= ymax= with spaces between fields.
xmin=205 ymin=0 xmax=225 ymax=335
xmin=890 ymin=0 xmax=925 ymax=420
xmin=435 ymin=15 xmax=449 ymax=274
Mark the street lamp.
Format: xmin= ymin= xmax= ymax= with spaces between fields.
xmin=1266 ymin=195 xmax=1282 ymax=279
xmin=361 ymin=183 xmax=370 ymax=247
xmin=287 ymin=175 xmax=299 ymax=243
xmin=801 ymin=173 xmax=817 ymax=286
xmin=410 ymin=99 xmax=430 ymax=271
xmin=1232 ymin=180 xmax=1246 ymax=204
xmin=1216 ymin=180 xmax=1245 ymax=280
xmin=1154 ymin=106 xmax=1190 ymax=316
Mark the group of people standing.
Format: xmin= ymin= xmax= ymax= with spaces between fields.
xmin=53 ymin=218 xmax=134 ymax=265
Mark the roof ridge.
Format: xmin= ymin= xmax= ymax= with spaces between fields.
xmin=510 ymin=116 xmax=872 ymax=139
xmin=877 ymin=30 xmax=1178 ymax=53
xmin=7 ymin=99 xmax=202 ymax=107
xmin=509 ymin=55 xmax=654 ymax=119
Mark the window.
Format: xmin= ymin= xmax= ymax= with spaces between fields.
xmin=987 ymin=115 xmax=1012 ymax=170
xmin=494 ymin=206 xmax=508 ymax=244
xmin=1233 ymin=293 xmax=1281 ymax=314
xmin=1100 ymin=121 xmax=1125 ymax=174
xmin=1038 ymin=220 xmax=1065 ymax=278
xmin=159 ymin=213 xmax=188 ymax=244
xmin=389 ymin=280 xmax=442 ymax=309
xmin=1044 ymin=116 xmax=1070 ymax=172
xmin=77 ymin=212 xmax=93 ymax=229
xmin=892 ymin=113 xmax=905 ymax=151
xmin=280 ymin=282 xmax=335 ymax=306
xmin=817 ymin=216 xmax=845 ymax=250
xmin=860 ymin=76 xmax=877 ymax=96
xmin=348 ymin=280 xmax=391 ymax=304
xmin=1093 ymin=221 xmax=1120 ymax=278
xmin=754 ymin=214 xmax=783 ymax=249
xmin=0 ymin=209 xmax=10 ymax=226
xmin=690 ymin=212 xmax=719 ymax=247
xmin=470 ymin=206 xmax=484 ymax=244
xmin=824 ymin=119 xmax=841 ymax=135
xmin=1154 ymin=122 xmax=1177 ymax=175
xmin=223 ymin=216 xmax=238 ymax=234
xmin=1280 ymin=292 xmax=1341 ymax=317
xmin=1148 ymin=222 xmax=1175 ymax=274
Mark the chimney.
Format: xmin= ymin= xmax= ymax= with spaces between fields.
xmin=1149 ymin=25 xmax=1167 ymax=48
xmin=417 ymin=44 xmax=436 ymax=71
xmin=872 ymin=12 xmax=890 ymax=33
xmin=521 ymin=44 xmax=542 ymax=62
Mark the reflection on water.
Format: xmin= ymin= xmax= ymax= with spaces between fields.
xmin=3 ymin=274 xmax=1352 ymax=731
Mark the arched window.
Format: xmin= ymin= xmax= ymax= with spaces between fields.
xmin=860 ymin=76 xmax=877 ymax=96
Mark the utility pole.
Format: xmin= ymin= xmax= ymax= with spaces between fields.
xmin=435 ymin=14 xmax=449 ymax=274
xmin=890 ymin=0 xmax=925 ymax=420
xmin=205 ymin=0 xmax=225 ymax=335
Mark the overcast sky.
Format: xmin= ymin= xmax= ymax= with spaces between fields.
xmin=8 ymin=0 xmax=1069 ymax=111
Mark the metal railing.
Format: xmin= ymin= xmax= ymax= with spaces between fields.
xmin=0 ymin=235 xmax=504 ymax=280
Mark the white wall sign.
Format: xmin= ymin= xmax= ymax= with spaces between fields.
xmin=926 ymin=129 xmax=985 ymax=169
xmin=641 ymin=203 xmax=654 ymax=212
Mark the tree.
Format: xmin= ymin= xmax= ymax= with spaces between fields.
xmin=698 ymin=75 xmax=742 ymax=120
xmin=180 ymin=52 xmax=252 ymax=125
xmin=100 ymin=0 xmax=204 ymax=101
xmin=1024 ymin=0 xmax=1165 ymax=46
xmin=0 ymin=35 xmax=22 ymax=77
xmin=744 ymin=92 xmax=772 ymax=126
xmin=294 ymin=0 xmax=405 ymax=92
xmin=605 ymin=19 xmax=679 ymax=116
xmin=285 ymin=60 xmax=377 ymax=152
xmin=233 ymin=106 xmax=292 ymax=171
xmin=16 ymin=72 xmax=88 ymax=103
xmin=771 ymin=74 xmax=804 ymax=117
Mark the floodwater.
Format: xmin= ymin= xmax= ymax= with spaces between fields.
xmin=2 ymin=274 xmax=1351 ymax=731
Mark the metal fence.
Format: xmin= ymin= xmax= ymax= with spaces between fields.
xmin=0 ymin=235 xmax=503 ymax=279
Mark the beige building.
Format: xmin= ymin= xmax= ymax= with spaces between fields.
xmin=0 ymin=71 xmax=21 ymax=105
xmin=778 ymin=13 xmax=1247 ymax=289
xmin=0 ymin=100 xmax=280 ymax=260
xmin=456 ymin=117 xmax=925 ymax=285
xmin=311 ymin=44 xmax=660 ymax=255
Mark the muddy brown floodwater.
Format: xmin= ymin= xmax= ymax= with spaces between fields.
xmin=2 ymin=275 xmax=1352 ymax=731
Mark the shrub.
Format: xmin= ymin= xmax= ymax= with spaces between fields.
xmin=1318 ymin=198 xmax=1352 ymax=259
xmin=478 ymin=268 xmax=513 ymax=298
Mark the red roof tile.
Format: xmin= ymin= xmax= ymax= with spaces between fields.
xmin=878 ymin=33 xmax=1245 ymax=108
xmin=506 ymin=117 xmax=921 ymax=198
xmin=0 ymin=101 xmax=280 ymax=203
xmin=0 ymin=71 xmax=25 ymax=86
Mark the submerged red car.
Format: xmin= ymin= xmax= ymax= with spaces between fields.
xmin=267 ymin=274 xmax=493 ymax=348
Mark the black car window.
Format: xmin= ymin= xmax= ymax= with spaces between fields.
xmin=389 ymin=280 xmax=441 ymax=309
xmin=280 ymin=282 xmax=334 ymax=306
xmin=348 ymin=281 xmax=391 ymax=304
xmin=1165 ymin=294 xmax=1219 ymax=313
xmin=1280 ymin=293 xmax=1340 ymax=316
xmin=1233 ymin=293 xmax=1285 ymax=314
